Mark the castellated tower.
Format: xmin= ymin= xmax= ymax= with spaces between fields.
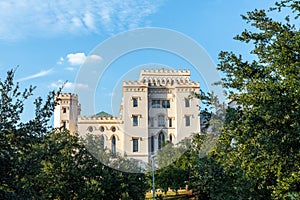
xmin=141 ymin=68 xmax=200 ymax=161
xmin=54 ymin=93 xmax=81 ymax=133
xmin=53 ymin=68 xmax=200 ymax=164
xmin=122 ymin=80 xmax=149 ymax=162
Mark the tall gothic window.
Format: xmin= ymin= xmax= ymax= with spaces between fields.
xmin=158 ymin=132 xmax=165 ymax=150
xmin=62 ymin=121 xmax=66 ymax=129
xmin=169 ymin=118 xmax=172 ymax=127
xmin=100 ymin=135 xmax=105 ymax=150
xmin=152 ymin=100 xmax=160 ymax=108
xmin=133 ymin=115 xmax=138 ymax=126
xmin=149 ymin=117 xmax=154 ymax=127
xmin=169 ymin=134 xmax=173 ymax=143
xmin=185 ymin=98 xmax=190 ymax=107
xmin=151 ymin=136 xmax=154 ymax=152
xmin=158 ymin=115 xmax=165 ymax=127
xmin=133 ymin=97 xmax=138 ymax=107
xmin=112 ymin=136 xmax=116 ymax=156
xmin=133 ymin=138 xmax=138 ymax=152
xmin=185 ymin=116 xmax=191 ymax=126
xmin=162 ymin=100 xmax=170 ymax=108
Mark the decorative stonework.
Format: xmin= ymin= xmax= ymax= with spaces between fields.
xmin=54 ymin=68 xmax=200 ymax=164
xmin=139 ymin=68 xmax=193 ymax=86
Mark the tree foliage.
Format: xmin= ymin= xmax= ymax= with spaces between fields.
xmin=189 ymin=0 xmax=300 ymax=199
xmin=0 ymin=69 xmax=148 ymax=199
xmin=0 ymin=69 xmax=57 ymax=199
xmin=154 ymin=141 xmax=190 ymax=194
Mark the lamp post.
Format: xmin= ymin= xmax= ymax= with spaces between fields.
xmin=151 ymin=155 xmax=156 ymax=200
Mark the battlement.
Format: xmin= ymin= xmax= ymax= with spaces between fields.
xmin=176 ymin=81 xmax=200 ymax=88
xmin=79 ymin=116 xmax=122 ymax=121
xmin=123 ymin=80 xmax=148 ymax=86
xmin=141 ymin=68 xmax=190 ymax=75
xmin=177 ymin=81 xmax=200 ymax=86
xmin=56 ymin=93 xmax=78 ymax=100
xmin=139 ymin=76 xmax=196 ymax=86
xmin=139 ymin=68 xmax=192 ymax=86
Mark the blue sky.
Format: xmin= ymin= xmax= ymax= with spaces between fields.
xmin=0 ymin=0 xmax=277 ymax=121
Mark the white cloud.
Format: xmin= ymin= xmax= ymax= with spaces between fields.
xmin=88 ymin=54 xmax=102 ymax=61
xmin=49 ymin=80 xmax=88 ymax=90
xmin=0 ymin=0 xmax=165 ymax=40
xmin=17 ymin=69 xmax=53 ymax=82
xmin=83 ymin=12 xmax=95 ymax=30
xmin=66 ymin=53 xmax=102 ymax=66
xmin=67 ymin=53 xmax=87 ymax=66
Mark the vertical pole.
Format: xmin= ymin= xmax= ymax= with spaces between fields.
xmin=152 ymin=156 xmax=155 ymax=200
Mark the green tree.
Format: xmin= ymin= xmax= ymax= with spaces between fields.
xmin=0 ymin=69 xmax=57 ymax=199
xmin=84 ymin=134 xmax=148 ymax=200
xmin=37 ymin=130 xmax=81 ymax=199
xmin=37 ymin=129 xmax=148 ymax=200
xmin=188 ymin=89 xmax=231 ymax=199
xmin=0 ymin=69 xmax=148 ymax=199
xmin=214 ymin=0 xmax=300 ymax=199
xmin=154 ymin=141 xmax=190 ymax=195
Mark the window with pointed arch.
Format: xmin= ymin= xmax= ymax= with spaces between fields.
xmin=158 ymin=132 xmax=165 ymax=150
xmin=100 ymin=135 xmax=105 ymax=150
xmin=151 ymin=136 xmax=154 ymax=152
xmin=185 ymin=98 xmax=190 ymax=107
xmin=132 ymin=138 xmax=138 ymax=152
xmin=168 ymin=118 xmax=172 ymax=127
xmin=62 ymin=107 xmax=67 ymax=113
xmin=185 ymin=115 xmax=191 ymax=126
xmin=100 ymin=126 xmax=105 ymax=132
xmin=158 ymin=115 xmax=165 ymax=127
xmin=169 ymin=134 xmax=173 ymax=144
xmin=111 ymin=135 xmax=116 ymax=156
xmin=133 ymin=97 xmax=138 ymax=107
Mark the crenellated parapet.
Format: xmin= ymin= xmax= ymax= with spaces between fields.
xmin=56 ymin=93 xmax=78 ymax=99
xmin=55 ymin=93 xmax=80 ymax=107
xmin=79 ymin=115 xmax=122 ymax=122
xmin=123 ymin=80 xmax=147 ymax=86
xmin=138 ymin=68 xmax=193 ymax=86
xmin=175 ymin=81 xmax=200 ymax=87
xmin=54 ymin=92 xmax=81 ymax=134
xmin=142 ymin=76 xmax=191 ymax=85
xmin=53 ymin=67 xmax=201 ymax=163
xmin=141 ymin=68 xmax=190 ymax=74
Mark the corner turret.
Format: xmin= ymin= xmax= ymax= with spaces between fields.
xmin=54 ymin=93 xmax=81 ymax=133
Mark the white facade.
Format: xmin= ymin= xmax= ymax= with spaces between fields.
xmin=54 ymin=68 xmax=200 ymax=163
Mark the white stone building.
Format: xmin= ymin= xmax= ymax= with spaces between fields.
xmin=54 ymin=68 xmax=200 ymax=163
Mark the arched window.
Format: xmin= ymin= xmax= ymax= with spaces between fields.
xmin=185 ymin=98 xmax=190 ymax=107
xmin=100 ymin=126 xmax=105 ymax=132
xmin=133 ymin=97 xmax=138 ymax=107
xmin=169 ymin=135 xmax=173 ymax=144
xmin=158 ymin=132 xmax=165 ymax=150
xmin=100 ymin=135 xmax=105 ymax=150
xmin=88 ymin=126 xmax=93 ymax=132
xmin=158 ymin=115 xmax=165 ymax=127
xmin=151 ymin=136 xmax=154 ymax=152
xmin=185 ymin=116 xmax=191 ymax=126
xmin=112 ymin=135 xmax=116 ymax=156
